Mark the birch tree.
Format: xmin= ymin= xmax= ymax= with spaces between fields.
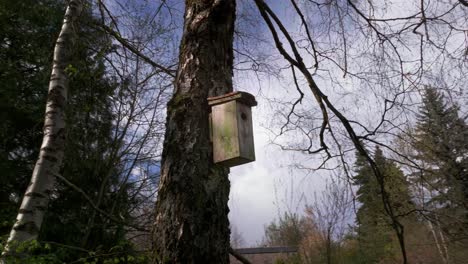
xmin=2 ymin=0 xmax=83 ymax=257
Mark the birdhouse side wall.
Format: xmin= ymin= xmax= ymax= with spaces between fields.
xmin=236 ymin=102 xmax=255 ymax=161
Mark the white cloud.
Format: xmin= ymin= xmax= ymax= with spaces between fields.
xmin=228 ymin=102 xmax=328 ymax=246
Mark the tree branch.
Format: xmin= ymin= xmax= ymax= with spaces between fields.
xmin=55 ymin=174 xmax=148 ymax=232
xmin=229 ymin=247 xmax=252 ymax=264
xmin=94 ymin=23 xmax=176 ymax=77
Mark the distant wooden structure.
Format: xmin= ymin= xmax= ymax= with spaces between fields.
xmin=208 ymin=91 xmax=257 ymax=167
xmin=230 ymin=246 xmax=298 ymax=264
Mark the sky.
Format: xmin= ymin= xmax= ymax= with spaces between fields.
xmin=104 ymin=0 xmax=468 ymax=247
xmin=228 ymin=0 xmax=342 ymax=246
xmin=226 ymin=0 xmax=468 ymax=246
xmin=227 ymin=2 xmax=329 ymax=245
xmin=228 ymin=105 xmax=330 ymax=246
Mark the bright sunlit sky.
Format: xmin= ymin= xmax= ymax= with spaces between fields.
xmin=228 ymin=105 xmax=330 ymax=246
xmin=229 ymin=1 xmax=334 ymax=246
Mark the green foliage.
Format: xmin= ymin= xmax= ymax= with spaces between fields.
xmin=353 ymin=147 xmax=413 ymax=263
xmin=0 ymin=240 xmax=61 ymax=264
xmin=413 ymin=87 xmax=468 ymax=216
xmin=0 ymin=0 xmax=63 ymax=236
xmin=0 ymin=239 xmax=148 ymax=263
xmin=410 ymin=86 xmax=468 ymax=254
xmin=0 ymin=0 xmax=146 ymax=262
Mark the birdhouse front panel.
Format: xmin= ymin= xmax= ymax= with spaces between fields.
xmin=208 ymin=91 xmax=257 ymax=167
xmin=211 ymin=100 xmax=240 ymax=165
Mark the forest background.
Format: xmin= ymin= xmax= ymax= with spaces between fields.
xmin=0 ymin=0 xmax=467 ymax=263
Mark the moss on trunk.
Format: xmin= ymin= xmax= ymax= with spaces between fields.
xmin=152 ymin=1 xmax=236 ymax=263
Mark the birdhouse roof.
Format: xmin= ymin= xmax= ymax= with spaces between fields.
xmin=208 ymin=91 xmax=257 ymax=107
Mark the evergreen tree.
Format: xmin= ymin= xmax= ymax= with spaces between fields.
xmin=39 ymin=6 xmax=131 ymax=259
xmin=0 ymin=0 xmax=64 ymax=238
xmin=0 ymin=1 xmax=142 ymax=262
xmin=412 ymin=86 xmax=468 ymax=240
xmin=353 ymin=147 xmax=413 ymax=263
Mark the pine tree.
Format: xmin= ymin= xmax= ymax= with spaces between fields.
xmin=353 ymin=147 xmax=414 ymax=263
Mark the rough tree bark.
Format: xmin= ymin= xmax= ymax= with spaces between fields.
xmin=151 ymin=0 xmax=236 ymax=263
xmin=1 ymin=0 xmax=83 ymax=257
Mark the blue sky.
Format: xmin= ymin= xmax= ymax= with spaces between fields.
xmin=104 ymin=0 xmax=468 ymax=246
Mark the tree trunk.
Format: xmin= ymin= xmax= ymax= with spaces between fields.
xmin=2 ymin=0 xmax=83 ymax=257
xmin=151 ymin=0 xmax=236 ymax=263
xmin=326 ymin=227 xmax=332 ymax=264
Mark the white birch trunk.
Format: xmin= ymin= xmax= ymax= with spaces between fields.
xmin=436 ymin=217 xmax=450 ymax=264
xmin=427 ymin=220 xmax=448 ymax=264
xmin=1 ymin=0 xmax=83 ymax=257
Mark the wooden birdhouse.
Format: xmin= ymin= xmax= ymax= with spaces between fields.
xmin=208 ymin=91 xmax=257 ymax=167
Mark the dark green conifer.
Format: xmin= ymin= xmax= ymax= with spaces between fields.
xmin=413 ymin=86 xmax=468 ymax=240
xmin=353 ymin=147 xmax=414 ymax=263
xmin=0 ymin=1 xmax=141 ymax=262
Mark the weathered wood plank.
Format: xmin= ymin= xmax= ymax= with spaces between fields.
xmin=209 ymin=92 xmax=257 ymax=167
xmin=212 ymin=101 xmax=240 ymax=164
